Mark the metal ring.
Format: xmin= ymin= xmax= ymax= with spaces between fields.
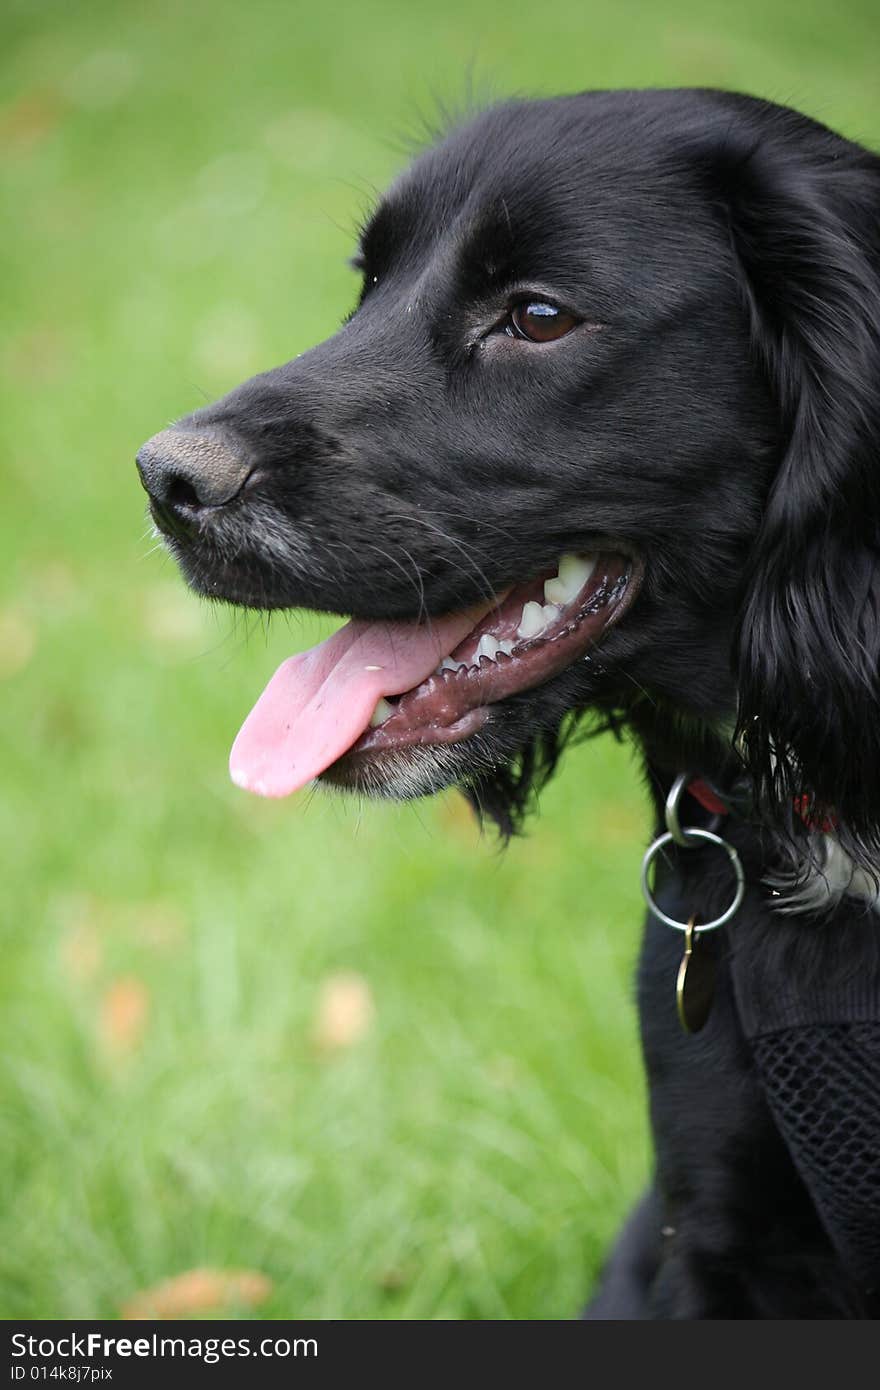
xmin=640 ymin=827 xmax=746 ymax=933
xmin=665 ymin=772 xmax=722 ymax=846
xmin=665 ymin=773 xmax=691 ymax=847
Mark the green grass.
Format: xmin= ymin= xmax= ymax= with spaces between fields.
xmin=1 ymin=0 xmax=878 ymax=1320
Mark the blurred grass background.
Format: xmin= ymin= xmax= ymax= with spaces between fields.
xmin=1 ymin=0 xmax=878 ymax=1320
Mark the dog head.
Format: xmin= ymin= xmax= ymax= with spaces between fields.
xmin=137 ymin=89 xmax=880 ymax=857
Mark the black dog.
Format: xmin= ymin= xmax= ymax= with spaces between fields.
xmin=137 ymin=89 xmax=880 ymax=1318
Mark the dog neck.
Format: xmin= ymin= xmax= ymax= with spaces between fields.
xmin=632 ymin=707 xmax=880 ymax=920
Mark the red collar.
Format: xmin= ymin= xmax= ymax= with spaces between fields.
xmin=686 ymin=777 xmax=837 ymax=833
xmin=686 ymin=778 xmax=731 ymax=818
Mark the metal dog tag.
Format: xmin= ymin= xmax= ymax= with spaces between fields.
xmin=676 ymin=917 xmax=717 ymax=1034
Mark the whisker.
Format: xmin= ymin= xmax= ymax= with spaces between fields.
xmin=382 ymin=510 xmax=497 ymax=607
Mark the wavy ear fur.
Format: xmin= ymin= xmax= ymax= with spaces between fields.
xmin=715 ymin=106 xmax=880 ymax=872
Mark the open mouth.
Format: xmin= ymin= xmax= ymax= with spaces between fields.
xmin=229 ymin=551 xmax=638 ymax=798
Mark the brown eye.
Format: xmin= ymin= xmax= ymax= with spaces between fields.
xmin=509 ymin=300 xmax=579 ymax=342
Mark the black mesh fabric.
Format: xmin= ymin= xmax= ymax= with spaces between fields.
xmin=751 ymin=1022 xmax=880 ymax=1294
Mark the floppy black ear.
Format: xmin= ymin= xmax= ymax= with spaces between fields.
xmin=721 ymin=113 xmax=880 ymax=867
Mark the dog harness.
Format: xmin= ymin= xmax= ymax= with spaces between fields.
xmin=643 ymin=774 xmax=880 ymax=1308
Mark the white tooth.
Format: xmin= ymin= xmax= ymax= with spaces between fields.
xmin=369 ymin=697 xmax=394 ymax=727
xmin=543 ymin=577 xmax=569 ymax=604
xmin=497 ymin=638 xmax=515 ymax=656
xmin=557 ymin=552 xmax=596 ymax=599
xmin=544 ymin=553 xmax=597 ymax=605
xmin=438 ymin=656 xmax=466 ymax=672
xmin=542 ymin=602 xmax=561 ymax=626
xmin=516 ymin=600 xmax=546 ymax=639
xmin=476 ymin=633 xmax=502 ymax=662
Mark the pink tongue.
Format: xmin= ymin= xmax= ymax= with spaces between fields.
xmin=229 ymin=606 xmax=489 ymax=798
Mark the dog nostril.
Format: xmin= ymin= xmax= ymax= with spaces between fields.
xmin=165 ymin=475 xmax=203 ymax=512
xmin=136 ymin=427 xmax=252 ymax=512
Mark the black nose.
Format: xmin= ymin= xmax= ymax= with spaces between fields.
xmin=136 ymin=428 xmax=252 ymax=522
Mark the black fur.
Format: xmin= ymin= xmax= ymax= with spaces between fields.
xmin=139 ymin=89 xmax=880 ymax=1317
xmin=714 ymin=102 xmax=880 ymax=878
